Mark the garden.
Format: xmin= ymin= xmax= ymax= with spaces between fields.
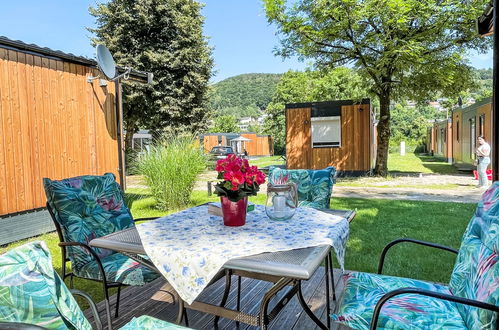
xmin=1 ymin=137 xmax=476 ymax=307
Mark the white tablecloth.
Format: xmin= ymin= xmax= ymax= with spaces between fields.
xmin=136 ymin=204 xmax=349 ymax=304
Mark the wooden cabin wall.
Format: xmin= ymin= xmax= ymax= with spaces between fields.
xmin=286 ymin=104 xmax=372 ymax=171
xmin=241 ymin=133 xmax=273 ymax=156
xmin=454 ymin=102 xmax=492 ymax=167
xmin=0 ymin=48 xmax=118 ymax=216
xmin=202 ymin=134 xmax=273 ymax=156
xmin=203 ymin=135 xmax=226 ymax=153
xmin=286 ymin=108 xmax=312 ymax=169
xmin=452 ymin=111 xmax=462 ymax=162
xmin=476 ymin=103 xmax=492 ymax=142
xmin=446 ymin=121 xmax=452 ymax=160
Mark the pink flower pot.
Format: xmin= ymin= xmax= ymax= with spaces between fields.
xmin=220 ymin=196 xmax=248 ymax=226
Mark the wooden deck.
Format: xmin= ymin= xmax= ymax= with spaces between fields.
xmin=84 ymin=267 xmax=349 ymax=329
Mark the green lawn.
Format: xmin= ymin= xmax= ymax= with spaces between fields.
xmin=249 ymin=155 xmax=285 ymax=168
xmin=0 ymin=190 xmax=474 ymax=307
xmin=388 ymin=153 xmax=458 ymax=175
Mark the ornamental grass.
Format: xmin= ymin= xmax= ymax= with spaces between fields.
xmin=137 ymin=136 xmax=206 ymax=210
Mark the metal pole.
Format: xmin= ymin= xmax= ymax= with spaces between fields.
xmin=115 ymin=81 xmax=126 ymax=190
xmin=493 ymin=0 xmax=499 ymax=181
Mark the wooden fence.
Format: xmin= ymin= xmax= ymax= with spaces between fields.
xmin=0 ymin=48 xmax=119 ymax=216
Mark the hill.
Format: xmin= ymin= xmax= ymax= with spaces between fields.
xmin=209 ymin=73 xmax=282 ymax=118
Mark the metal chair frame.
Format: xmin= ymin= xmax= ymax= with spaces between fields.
xmin=46 ymin=202 xmax=157 ymax=330
xmin=365 ymin=238 xmax=499 ymax=329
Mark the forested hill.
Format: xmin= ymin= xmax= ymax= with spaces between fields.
xmin=209 ymin=73 xmax=282 ymax=118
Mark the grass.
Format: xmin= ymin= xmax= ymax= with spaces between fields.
xmin=335 ymin=182 xmax=461 ymax=190
xmin=388 ymin=153 xmax=459 ymax=175
xmin=0 ymin=191 xmax=474 ymax=308
xmin=249 ymin=155 xmax=285 ymax=168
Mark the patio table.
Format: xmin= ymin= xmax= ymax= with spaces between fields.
xmin=89 ymin=205 xmax=354 ymax=329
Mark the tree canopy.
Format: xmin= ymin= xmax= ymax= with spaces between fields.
xmin=89 ymin=0 xmax=213 ymax=149
xmin=264 ymin=67 xmax=366 ymax=154
xmin=264 ymin=0 xmax=491 ymax=175
xmin=209 ymin=115 xmax=241 ymax=133
xmin=209 ymin=73 xmax=282 ymax=118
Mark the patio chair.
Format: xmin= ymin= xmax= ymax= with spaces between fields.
xmin=268 ymin=166 xmax=336 ymax=209
xmin=332 ymin=183 xmax=499 ymax=329
xmin=0 ymin=241 xmax=187 ymax=330
xmin=43 ymin=173 xmax=161 ymax=329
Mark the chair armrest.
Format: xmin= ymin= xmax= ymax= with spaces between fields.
xmin=0 ymin=323 xmax=47 ymax=329
xmin=370 ymin=287 xmax=499 ymax=330
xmin=70 ymin=289 xmax=103 ymax=330
xmin=58 ymin=242 xmax=109 ymax=285
xmin=378 ymin=238 xmax=458 ymax=274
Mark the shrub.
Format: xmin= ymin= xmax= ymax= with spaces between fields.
xmin=136 ymin=136 xmax=206 ymax=210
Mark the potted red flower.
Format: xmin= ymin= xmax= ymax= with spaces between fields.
xmin=214 ymin=154 xmax=266 ymax=226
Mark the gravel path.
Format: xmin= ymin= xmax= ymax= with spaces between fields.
xmin=127 ymin=172 xmax=486 ymax=204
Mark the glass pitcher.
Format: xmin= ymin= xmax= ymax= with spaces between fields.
xmin=265 ymin=182 xmax=298 ymax=221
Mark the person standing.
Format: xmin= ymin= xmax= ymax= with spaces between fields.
xmin=476 ymin=136 xmax=491 ymax=188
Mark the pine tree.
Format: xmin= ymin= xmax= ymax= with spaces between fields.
xmin=89 ymin=0 xmax=213 ymax=149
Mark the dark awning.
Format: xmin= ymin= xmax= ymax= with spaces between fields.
xmin=478 ymin=2 xmax=494 ymax=36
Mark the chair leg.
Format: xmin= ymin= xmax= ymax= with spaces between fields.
xmin=328 ymin=252 xmax=336 ymax=301
xmin=103 ymin=285 xmax=113 ymax=330
xmin=115 ymin=285 xmax=122 ymax=318
xmin=69 ymin=274 xmax=74 ymax=289
xmin=325 ymin=254 xmax=331 ymax=329
xmin=236 ymin=275 xmax=242 ymax=328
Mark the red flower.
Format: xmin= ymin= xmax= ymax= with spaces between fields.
xmin=214 ymin=154 xmax=266 ymax=198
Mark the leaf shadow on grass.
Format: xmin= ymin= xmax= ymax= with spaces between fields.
xmin=331 ymin=197 xmax=475 ymax=284
xmin=415 ymin=154 xmax=459 ymax=175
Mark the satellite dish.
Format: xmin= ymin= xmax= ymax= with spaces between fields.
xmin=96 ymin=44 xmax=117 ymax=80
xmin=87 ymin=44 xmax=131 ymax=83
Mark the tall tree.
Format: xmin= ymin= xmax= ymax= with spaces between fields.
xmin=264 ymin=67 xmax=366 ymax=154
xmin=264 ymin=0 xmax=490 ymax=175
xmin=209 ymin=115 xmax=241 ymax=133
xmin=89 ymin=0 xmax=213 ymax=150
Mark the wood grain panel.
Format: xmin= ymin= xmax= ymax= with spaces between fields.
xmin=287 ymin=104 xmax=372 ymax=171
xmin=0 ymin=49 xmax=118 ymax=216
xmin=286 ymin=108 xmax=311 ymax=169
xmin=0 ymin=48 xmax=10 ymax=214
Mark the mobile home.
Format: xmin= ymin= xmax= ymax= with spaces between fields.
xmin=285 ymin=99 xmax=375 ymax=175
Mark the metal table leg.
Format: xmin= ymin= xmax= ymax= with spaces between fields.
xmin=214 ymin=270 xmax=233 ymax=326
xmin=297 ymin=280 xmax=328 ymax=330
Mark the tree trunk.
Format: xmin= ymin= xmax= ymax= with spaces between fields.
xmin=374 ymin=92 xmax=391 ymax=176
xmin=124 ymin=121 xmax=138 ymax=151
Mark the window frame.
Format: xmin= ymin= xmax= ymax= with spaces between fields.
xmin=311 ymin=116 xmax=342 ymax=148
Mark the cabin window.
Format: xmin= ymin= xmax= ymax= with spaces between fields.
xmin=311 ymin=116 xmax=341 ymax=148
xmin=456 ymin=121 xmax=459 ymax=142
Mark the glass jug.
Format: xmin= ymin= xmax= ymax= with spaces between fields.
xmin=265 ymin=183 xmax=298 ymax=221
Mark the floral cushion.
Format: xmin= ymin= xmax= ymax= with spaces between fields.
xmin=448 ymin=182 xmax=499 ymax=328
xmin=120 ymin=315 xmax=189 ymax=329
xmin=0 ymin=241 xmax=92 ymax=330
xmin=76 ymin=253 xmax=159 ymax=286
xmin=268 ymin=167 xmax=336 ymax=209
xmin=333 ymin=183 xmax=499 ymax=329
xmin=43 ymin=173 xmax=159 ymax=286
xmin=43 ymin=174 xmax=134 ymax=269
xmin=331 ymin=272 xmax=467 ymax=329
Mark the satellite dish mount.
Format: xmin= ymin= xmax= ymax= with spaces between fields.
xmin=87 ymin=44 xmax=132 ymax=84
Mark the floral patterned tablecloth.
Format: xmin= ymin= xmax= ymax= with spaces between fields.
xmin=135 ymin=204 xmax=349 ymax=304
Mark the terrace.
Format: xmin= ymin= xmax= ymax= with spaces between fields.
xmin=0 ymin=1 xmax=498 ymax=329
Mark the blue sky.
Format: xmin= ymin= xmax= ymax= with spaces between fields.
xmin=0 ymin=0 xmax=492 ymax=82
